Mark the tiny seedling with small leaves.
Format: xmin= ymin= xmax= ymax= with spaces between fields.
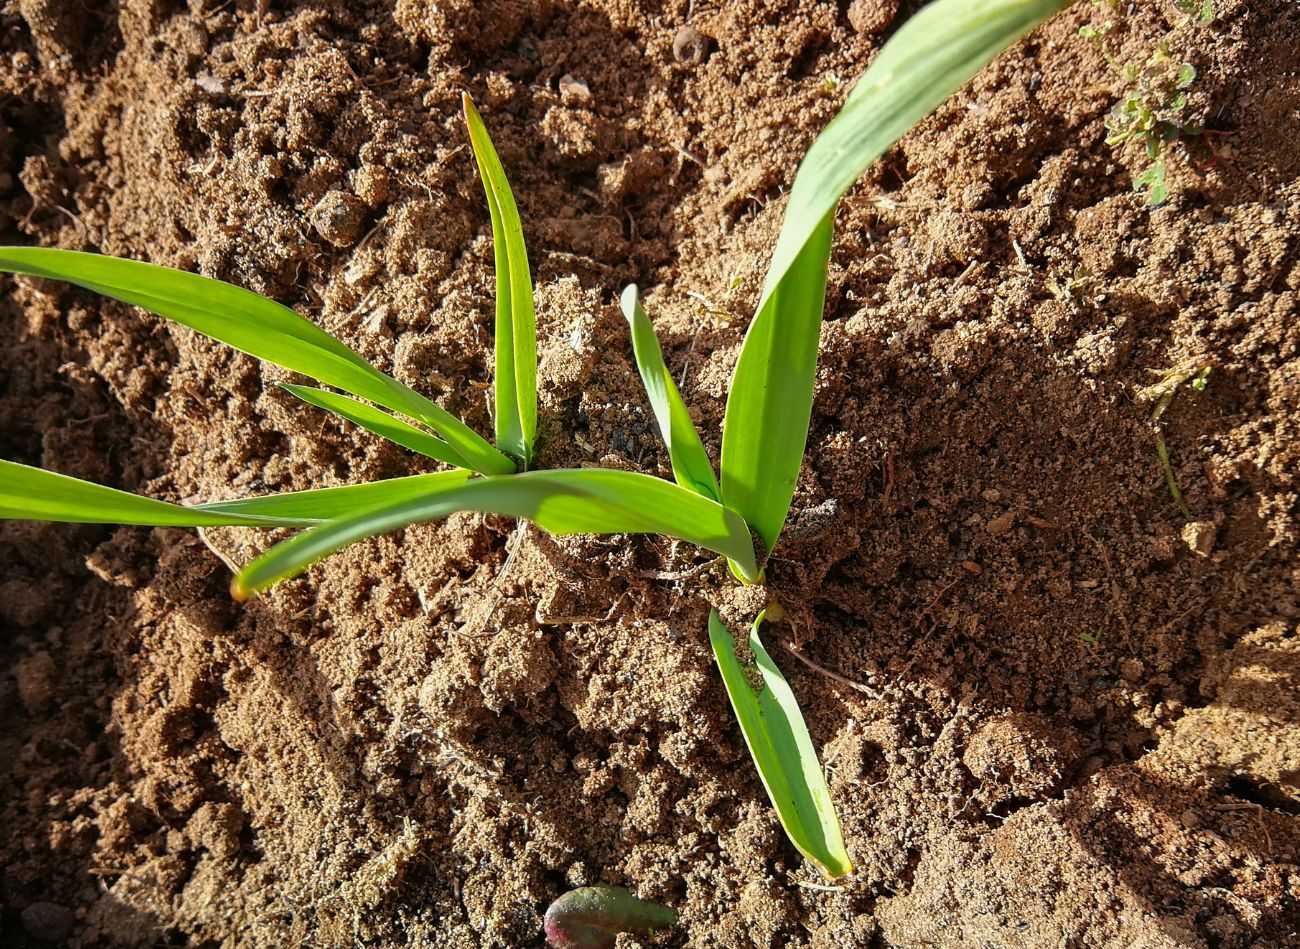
xmin=0 ymin=0 xmax=1072 ymax=885
xmin=1139 ymin=359 xmax=1212 ymax=520
xmin=1105 ymin=47 xmax=1200 ymax=206
xmin=1084 ymin=0 xmax=1216 ymax=206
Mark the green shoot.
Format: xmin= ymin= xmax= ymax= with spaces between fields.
xmin=463 ymin=94 xmax=538 ymax=465
xmin=232 ymin=469 xmax=759 ymax=598
xmin=720 ymin=0 xmax=1073 ymax=552
xmin=1139 ymin=360 xmax=1211 ymax=520
xmin=620 ymin=285 xmax=719 ymax=502
xmin=720 ymin=216 xmax=832 ymax=553
xmin=1094 ymin=0 xmax=1216 ymax=208
xmin=708 ymin=610 xmax=852 ymax=879
xmin=699 ymin=0 xmax=1072 ymax=876
xmin=1 ymin=0 xmax=1076 ymax=887
xmin=279 ymin=384 xmax=468 ymax=467
xmin=0 ymin=459 xmax=470 ymax=526
xmin=0 ymin=247 xmax=513 ymax=475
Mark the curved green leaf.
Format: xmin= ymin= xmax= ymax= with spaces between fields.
xmin=758 ymin=0 xmax=1073 ymax=310
xmin=233 ymin=468 xmax=759 ymax=598
xmin=709 ymin=609 xmax=852 ymax=879
xmin=0 ymin=458 xmax=470 ymax=527
xmin=0 ymin=459 xmax=303 ymax=527
xmin=720 ymin=217 xmax=831 ymax=553
xmin=620 ymin=285 xmax=719 ymax=502
xmin=194 ymin=471 xmax=473 ymax=521
xmin=464 ymin=94 xmax=537 ymax=465
xmin=721 ymin=0 xmax=1071 ymax=552
xmin=0 ymin=247 xmax=514 ymax=475
xmin=279 ymin=383 xmax=468 ymax=468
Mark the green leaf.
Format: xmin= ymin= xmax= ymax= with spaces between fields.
xmin=720 ymin=0 xmax=1070 ymax=553
xmin=278 ymin=383 xmax=469 ymax=468
xmin=720 ymin=216 xmax=832 ymax=554
xmin=0 ymin=459 xmax=304 ymax=527
xmin=195 ymin=470 xmax=473 ymax=520
xmin=708 ymin=609 xmax=852 ymax=879
xmin=620 ymin=285 xmax=720 ymax=502
xmin=0 ymin=247 xmax=514 ymax=475
xmin=233 ymin=468 xmax=760 ymax=598
xmin=1134 ymin=160 xmax=1169 ymax=205
xmin=0 ymin=458 xmax=470 ymax=526
xmin=755 ymin=0 xmax=1072 ymax=314
xmin=463 ymin=94 xmax=537 ymax=465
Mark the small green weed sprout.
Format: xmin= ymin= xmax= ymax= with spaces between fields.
xmin=1048 ymin=264 xmax=1099 ymax=303
xmin=1105 ymin=47 xmax=1200 ymax=205
xmin=1139 ymin=359 xmax=1212 ymax=520
xmin=1172 ymin=0 xmax=1215 ymax=24
xmin=1083 ymin=0 xmax=1216 ymax=206
xmin=0 ymin=0 xmax=1072 ymax=882
xmin=1078 ymin=0 xmax=1117 ymax=52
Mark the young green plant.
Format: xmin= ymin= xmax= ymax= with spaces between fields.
xmin=0 ymin=0 xmax=1071 ymax=885
xmin=0 ymin=96 xmax=758 ymax=586
xmin=1085 ymin=1 xmax=1216 ymax=206
xmin=1138 ymin=358 xmax=1212 ymax=520
xmin=636 ymin=0 xmax=1073 ymax=877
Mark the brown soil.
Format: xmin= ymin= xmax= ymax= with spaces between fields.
xmin=2 ymin=0 xmax=1298 ymax=946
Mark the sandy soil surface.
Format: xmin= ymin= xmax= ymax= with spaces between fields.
xmin=1 ymin=0 xmax=1297 ymax=946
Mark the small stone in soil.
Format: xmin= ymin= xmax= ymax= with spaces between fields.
xmin=22 ymin=902 xmax=74 ymax=942
xmin=1181 ymin=520 xmax=1216 ymax=557
xmin=309 ymin=190 xmax=368 ymax=247
xmin=846 ymin=0 xmax=900 ymax=35
xmin=672 ymin=26 xmax=710 ymax=65
xmin=13 ymin=650 xmax=57 ymax=714
xmin=558 ymin=73 xmax=592 ymax=104
xmin=985 ymin=511 xmax=1016 ymax=536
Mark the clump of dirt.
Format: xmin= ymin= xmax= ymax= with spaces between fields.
xmin=2 ymin=1 xmax=1298 ymax=947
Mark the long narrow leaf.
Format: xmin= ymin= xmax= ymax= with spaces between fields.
xmin=279 ymin=383 xmax=469 ymax=468
xmin=720 ymin=216 xmax=831 ymax=553
xmin=0 ymin=460 xmax=306 ymax=527
xmin=620 ymin=285 xmax=719 ymax=502
xmin=233 ymin=468 xmax=759 ymax=598
xmin=195 ymin=471 xmax=472 ymax=521
xmin=0 ymin=247 xmax=514 ymax=475
xmin=758 ymin=0 xmax=1072 ymax=310
xmin=709 ymin=609 xmax=852 ymax=879
xmin=720 ymin=0 xmax=1070 ymax=552
xmin=463 ymin=94 xmax=537 ymax=464
xmin=0 ymin=459 xmax=470 ymax=527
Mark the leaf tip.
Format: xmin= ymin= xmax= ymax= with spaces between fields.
xmin=822 ymin=857 xmax=855 ymax=881
xmin=230 ymin=576 xmax=254 ymax=602
xmin=619 ymin=283 xmax=640 ymax=315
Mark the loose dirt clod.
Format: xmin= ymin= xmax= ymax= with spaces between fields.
xmin=847 ymin=0 xmax=901 ymax=35
xmin=20 ymin=902 xmax=74 ymax=942
xmin=309 ymin=191 xmax=368 ymax=247
xmin=672 ymin=25 xmax=711 ymax=65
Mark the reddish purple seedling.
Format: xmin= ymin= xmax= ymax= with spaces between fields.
xmin=543 ymin=886 xmax=677 ymax=949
